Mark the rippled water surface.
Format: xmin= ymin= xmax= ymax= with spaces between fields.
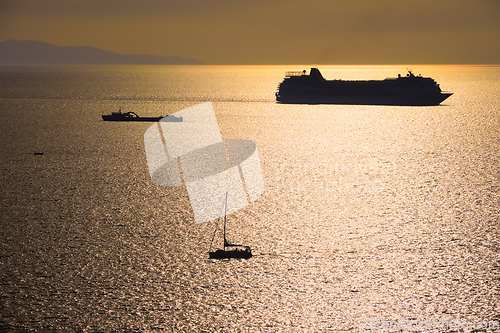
xmin=1 ymin=65 xmax=499 ymax=332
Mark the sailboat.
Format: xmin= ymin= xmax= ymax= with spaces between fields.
xmin=209 ymin=193 xmax=252 ymax=259
xmin=144 ymin=102 xmax=263 ymax=258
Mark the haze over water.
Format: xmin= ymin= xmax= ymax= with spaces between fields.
xmin=1 ymin=65 xmax=499 ymax=331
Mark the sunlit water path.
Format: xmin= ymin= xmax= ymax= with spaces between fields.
xmin=1 ymin=65 xmax=499 ymax=331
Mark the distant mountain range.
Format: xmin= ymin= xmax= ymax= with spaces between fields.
xmin=0 ymin=40 xmax=204 ymax=65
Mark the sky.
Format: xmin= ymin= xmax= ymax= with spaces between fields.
xmin=1 ymin=0 xmax=499 ymax=64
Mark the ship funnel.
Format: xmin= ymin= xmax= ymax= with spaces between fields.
xmin=310 ymin=68 xmax=324 ymax=80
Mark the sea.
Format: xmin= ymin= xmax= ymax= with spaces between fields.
xmin=0 ymin=65 xmax=499 ymax=332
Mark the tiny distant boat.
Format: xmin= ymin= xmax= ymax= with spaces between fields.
xmin=276 ymin=68 xmax=452 ymax=106
xmin=102 ymin=108 xmax=164 ymax=122
xmin=208 ymin=193 xmax=252 ymax=260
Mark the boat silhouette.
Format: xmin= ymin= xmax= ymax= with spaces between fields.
xmin=208 ymin=192 xmax=252 ymax=260
xmin=276 ymin=68 xmax=452 ymax=106
xmin=102 ymin=108 xmax=167 ymax=122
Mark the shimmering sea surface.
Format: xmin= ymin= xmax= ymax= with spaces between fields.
xmin=0 ymin=65 xmax=499 ymax=332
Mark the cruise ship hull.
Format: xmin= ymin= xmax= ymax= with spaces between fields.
xmin=277 ymin=92 xmax=452 ymax=106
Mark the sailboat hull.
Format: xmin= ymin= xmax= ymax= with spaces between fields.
xmin=209 ymin=248 xmax=252 ymax=259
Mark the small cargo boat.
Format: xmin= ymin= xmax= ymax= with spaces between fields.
xmin=102 ymin=108 xmax=164 ymax=122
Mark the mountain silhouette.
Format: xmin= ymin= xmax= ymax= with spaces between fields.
xmin=0 ymin=40 xmax=204 ymax=65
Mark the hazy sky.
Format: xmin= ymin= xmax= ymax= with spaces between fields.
xmin=1 ymin=0 xmax=499 ymax=64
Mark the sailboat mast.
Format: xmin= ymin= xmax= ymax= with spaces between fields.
xmin=223 ymin=192 xmax=227 ymax=251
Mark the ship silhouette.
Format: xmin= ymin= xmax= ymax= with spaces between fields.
xmin=276 ymin=68 xmax=452 ymax=106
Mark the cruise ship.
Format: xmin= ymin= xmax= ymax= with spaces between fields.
xmin=276 ymin=68 xmax=452 ymax=106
